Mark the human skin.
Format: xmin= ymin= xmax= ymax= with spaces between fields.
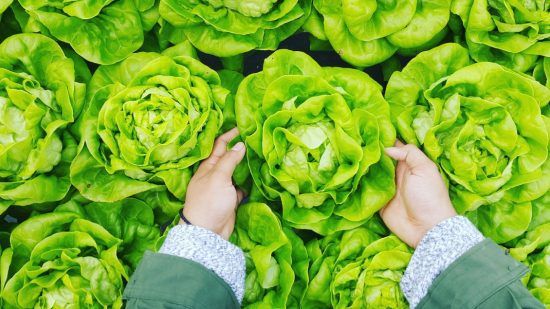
xmin=380 ymin=141 xmax=457 ymax=248
xmin=181 ymin=128 xmax=246 ymax=240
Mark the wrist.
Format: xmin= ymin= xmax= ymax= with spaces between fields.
xmin=181 ymin=207 xmax=227 ymax=239
xmin=413 ymin=205 xmax=457 ymax=248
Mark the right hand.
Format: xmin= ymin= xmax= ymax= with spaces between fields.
xmin=182 ymin=128 xmax=246 ymax=240
xmin=380 ymin=141 xmax=457 ymax=248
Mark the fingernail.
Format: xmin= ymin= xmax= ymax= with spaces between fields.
xmin=232 ymin=142 xmax=245 ymax=151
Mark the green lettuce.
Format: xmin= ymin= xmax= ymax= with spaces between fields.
xmin=304 ymin=0 xmax=451 ymax=67
xmin=509 ymin=223 xmax=550 ymax=306
xmin=452 ymin=0 xmax=549 ymax=73
xmin=70 ymin=42 xmax=227 ymax=211
xmin=386 ymin=43 xmax=550 ymax=244
xmin=1 ymin=196 xmax=160 ymax=308
xmin=14 ymin=0 xmax=158 ymax=64
xmin=235 ymin=49 xmax=396 ymax=235
xmin=231 ymin=202 xmax=308 ymax=308
xmin=303 ymin=228 xmax=411 ymax=308
xmin=0 ymin=34 xmax=87 ymax=215
xmin=0 ymin=0 xmax=12 ymax=16
xmin=533 ymin=58 xmax=550 ymax=88
xmin=158 ymin=0 xmax=312 ymax=57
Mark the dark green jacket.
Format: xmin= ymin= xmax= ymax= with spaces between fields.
xmin=123 ymin=239 xmax=543 ymax=308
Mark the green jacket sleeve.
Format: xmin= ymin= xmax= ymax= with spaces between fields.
xmin=123 ymin=252 xmax=240 ymax=309
xmin=418 ymin=239 xmax=544 ymax=309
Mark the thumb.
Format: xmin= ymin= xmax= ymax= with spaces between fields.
xmin=385 ymin=144 xmax=434 ymax=171
xmin=212 ymin=142 xmax=246 ymax=178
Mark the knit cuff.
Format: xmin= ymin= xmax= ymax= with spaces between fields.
xmin=400 ymin=216 xmax=484 ymax=308
xmin=159 ymin=224 xmax=246 ymax=303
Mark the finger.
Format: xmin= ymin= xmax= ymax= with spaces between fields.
xmin=199 ymin=128 xmax=240 ymax=172
xmin=212 ymin=142 xmax=246 ymax=179
xmin=385 ymin=144 xmax=434 ymax=171
xmin=394 ymin=140 xmax=405 ymax=147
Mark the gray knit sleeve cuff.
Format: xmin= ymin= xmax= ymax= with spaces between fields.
xmin=158 ymin=224 xmax=246 ymax=303
xmin=400 ymin=216 xmax=484 ymax=308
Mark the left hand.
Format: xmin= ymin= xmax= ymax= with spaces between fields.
xmin=182 ymin=128 xmax=246 ymax=240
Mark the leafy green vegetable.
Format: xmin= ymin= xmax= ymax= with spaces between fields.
xmin=386 ymin=43 xmax=550 ymax=244
xmin=0 ymin=0 xmax=12 ymax=16
xmin=304 ymin=0 xmax=451 ymax=67
xmin=14 ymin=0 xmax=158 ymax=65
xmin=236 ymin=49 xmax=396 ymax=235
xmin=533 ymin=58 xmax=550 ymax=88
xmin=451 ymin=0 xmax=549 ymax=73
xmin=1 ymin=196 xmax=160 ymax=308
xmin=303 ymin=228 xmax=410 ymax=308
xmin=509 ymin=223 xmax=550 ymax=306
xmin=70 ymin=42 xmax=227 ymax=210
xmin=158 ymin=0 xmax=312 ymax=57
xmin=0 ymin=33 xmax=87 ymax=215
xmin=231 ymin=202 xmax=308 ymax=308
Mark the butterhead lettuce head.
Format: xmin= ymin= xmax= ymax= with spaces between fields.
xmin=452 ymin=0 xmax=550 ymax=73
xmin=1 ymin=196 xmax=160 ymax=308
xmin=386 ymin=43 xmax=550 ymax=244
xmin=159 ymin=0 xmax=312 ymax=57
xmin=303 ymin=229 xmax=410 ymax=308
xmin=16 ymin=0 xmax=159 ymax=64
xmin=236 ymin=49 xmax=396 ymax=235
xmin=0 ymin=33 xmax=86 ymax=214
xmin=304 ymin=0 xmax=451 ymax=67
xmin=70 ymin=42 xmax=227 ymax=212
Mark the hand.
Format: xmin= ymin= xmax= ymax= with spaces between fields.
xmin=182 ymin=128 xmax=246 ymax=240
xmin=380 ymin=141 xmax=457 ymax=248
